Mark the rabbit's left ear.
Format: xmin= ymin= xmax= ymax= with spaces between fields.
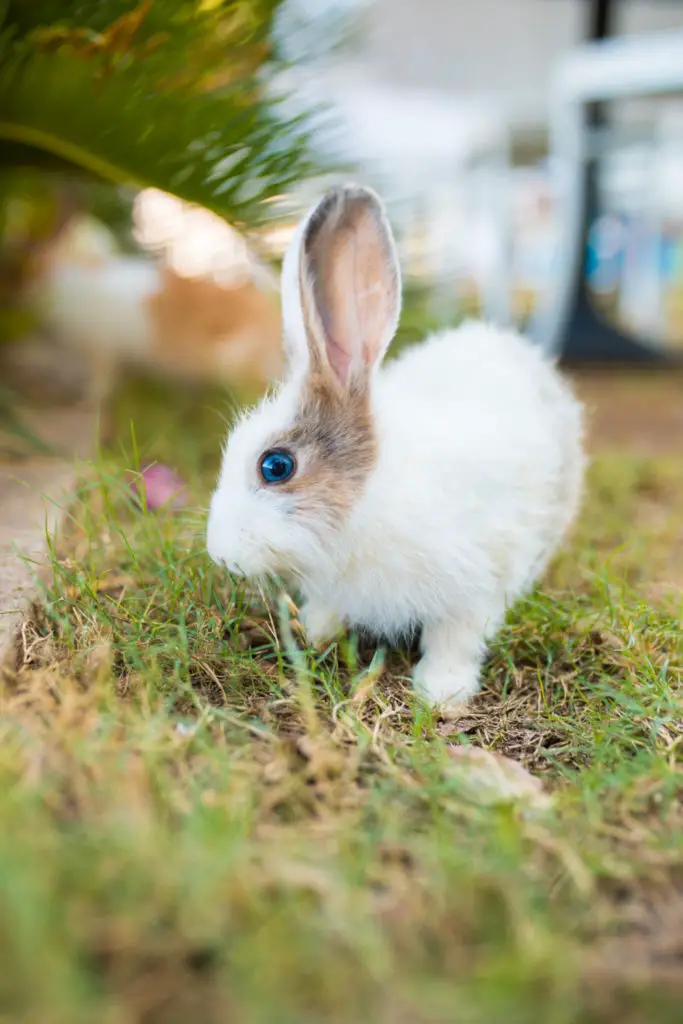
xmin=290 ymin=185 xmax=401 ymax=389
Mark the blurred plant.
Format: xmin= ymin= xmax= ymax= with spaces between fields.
xmin=0 ymin=0 xmax=320 ymax=226
xmin=392 ymin=280 xmax=464 ymax=356
xmin=0 ymin=0 xmax=327 ymax=455
xmin=0 ymin=169 xmax=78 ymax=343
xmin=0 ymin=383 xmax=55 ymax=459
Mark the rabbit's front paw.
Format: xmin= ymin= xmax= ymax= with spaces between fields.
xmin=413 ymin=658 xmax=480 ymax=714
xmin=415 ymin=620 xmax=486 ymax=714
xmin=300 ymin=602 xmax=343 ymax=650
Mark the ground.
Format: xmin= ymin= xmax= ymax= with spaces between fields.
xmin=1 ymin=368 xmax=682 ymax=1024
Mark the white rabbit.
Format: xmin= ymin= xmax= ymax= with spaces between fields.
xmin=207 ymin=184 xmax=585 ymax=710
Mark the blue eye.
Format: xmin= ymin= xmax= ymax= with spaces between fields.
xmin=259 ymin=449 xmax=296 ymax=484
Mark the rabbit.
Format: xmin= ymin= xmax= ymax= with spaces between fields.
xmin=207 ymin=184 xmax=585 ymax=710
xmin=26 ymin=213 xmax=284 ymax=404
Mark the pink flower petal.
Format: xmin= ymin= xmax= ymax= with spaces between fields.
xmin=132 ymin=463 xmax=186 ymax=511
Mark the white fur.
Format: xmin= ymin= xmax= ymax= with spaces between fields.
xmin=207 ymin=186 xmax=585 ymax=710
xmin=27 ymin=216 xmax=159 ymax=366
xmin=39 ymin=259 xmax=160 ymax=362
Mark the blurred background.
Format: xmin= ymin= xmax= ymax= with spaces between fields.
xmin=2 ymin=0 xmax=683 ymax=454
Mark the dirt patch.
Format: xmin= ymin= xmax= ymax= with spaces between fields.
xmin=572 ymin=369 xmax=683 ymax=455
xmin=584 ymin=887 xmax=683 ymax=1017
xmin=569 ymin=369 xmax=683 ymax=594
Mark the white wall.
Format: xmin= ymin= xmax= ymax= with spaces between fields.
xmin=275 ymin=0 xmax=683 ymax=278
xmin=361 ymin=0 xmax=683 ymax=123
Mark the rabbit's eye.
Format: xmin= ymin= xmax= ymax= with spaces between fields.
xmin=259 ymin=449 xmax=296 ymax=484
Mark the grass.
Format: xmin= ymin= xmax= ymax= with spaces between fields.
xmin=1 ymin=372 xmax=683 ymax=1024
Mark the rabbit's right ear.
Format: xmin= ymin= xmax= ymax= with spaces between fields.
xmin=281 ymin=185 xmax=401 ymax=389
xmin=281 ymin=210 xmax=314 ymax=378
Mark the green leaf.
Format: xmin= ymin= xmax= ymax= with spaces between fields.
xmin=0 ymin=0 xmax=322 ymax=230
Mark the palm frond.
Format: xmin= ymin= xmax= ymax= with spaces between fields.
xmin=0 ymin=0 xmax=323 ymax=230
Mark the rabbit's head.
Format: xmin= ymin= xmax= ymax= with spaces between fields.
xmin=207 ymin=184 xmax=401 ymax=580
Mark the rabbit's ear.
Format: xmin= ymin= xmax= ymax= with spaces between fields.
xmin=291 ymin=185 xmax=401 ymax=389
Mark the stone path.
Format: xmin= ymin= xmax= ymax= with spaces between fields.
xmin=0 ymin=407 xmax=97 ymax=663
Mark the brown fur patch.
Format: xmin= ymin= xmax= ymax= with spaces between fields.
xmin=147 ymin=266 xmax=284 ymax=387
xmin=268 ymin=374 xmax=377 ymax=525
